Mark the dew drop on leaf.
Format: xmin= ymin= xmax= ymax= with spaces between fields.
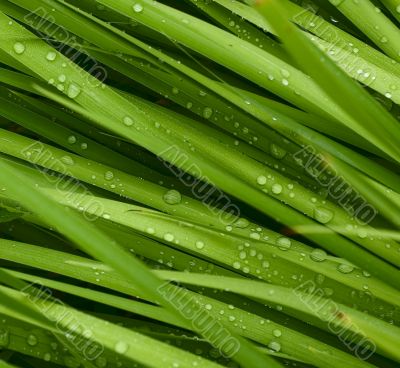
xmin=337 ymin=263 xmax=354 ymax=274
xmin=104 ymin=171 xmax=114 ymax=181
xmin=46 ymin=51 xmax=57 ymax=61
xmin=13 ymin=42 xmax=25 ymax=54
xmin=276 ymin=237 xmax=291 ymax=250
xmin=257 ymin=175 xmax=267 ymax=185
xmin=272 ymin=183 xmax=283 ymax=194
xmin=132 ymin=3 xmax=143 ymax=13
xmin=27 ymin=333 xmax=38 ymax=346
xmin=67 ymin=83 xmax=81 ymax=99
xmin=115 ymin=341 xmax=129 ymax=354
xmin=314 ymin=206 xmax=334 ymax=224
xmin=310 ymin=248 xmax=327 ymax=262
xmin=163 ymin=189 xmax=182 ymax=205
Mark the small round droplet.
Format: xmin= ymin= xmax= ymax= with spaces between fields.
xmin=27 ymin=334 xmax=38 ymax=346
xmin=123 ymin=116 xmax=134 ymax=126
xmin=195 ymin=241 xmax=205 ymax=249
xmin=46 ymin=51 xmax=57 ymax=61
xmin=164 ymin=233 xmax=174 ymax=242
xmin=58 ymin=74 xmax=66 ymax=82
xmin=272 ymin=329 xmax=282 ymax=337
xmin=67 ymin=135 xmax=77 ymax=144
xmin=133 ymin=3 xmax=143 ymax=13
xmin=203 ymin=107 xmax=213 ymax=119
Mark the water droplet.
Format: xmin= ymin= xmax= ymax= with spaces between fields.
xmin=146 ymin=227 xmax=155 ymax=234
xmin=310 ymin=248 xmax=327 ymax=262
xmin=115 ymin=341 xmax=129 ymax=354
xmin=163 ymin=189 xmax=182 ymax=205
xmin=123 ymin=116 xmax=134 ymax=126
xmin=268 ymin=341 xmax=281 ymax=352
xmin=276 ymin=237 xmax=291 ymax=250
xmin=257 ymin=175 xmax=267 ymax=185
xmin=195 ymin=241 xmax=205 ymax=249
xmin=337 ymin=263 xmax=354 ymax=274
xmin=132 ymin=3 xmax=143 ymax=13
xmin=270 ymin=144 xmax=287 ymax=159
xmin=233 ymin=218 xmax=250 ymax=228
xmin=67 ymin=135 xmax=77 ymax=144
xmin=164 ymin=233 xmax=174 ymax=242
xmin=44 ymin=353 xmax=51 ymax=362
xmin=233 ymin=261 xmax=241 ymax=269
xmin=58 ymin=74 xmax=66 ymax=82
xmin=203 ymin=107 xmax=213 ymax=119
xmin=61 ymin=156 xmax=74 ymax=165
xmin=314 ymin=207 xmax=334 ymax=224
xmin=67 ymin=83 xmax=81 ymax=99
xmin=13 ymin=42 xmax=25 ymax=54
xmin=104 ymin=171 xmax=114 ymax=181
xmin=272 ymin=329 xmax=282 ymax=337
xmin=46 ymin=51 xmax=57 ymax=61
xmin=27 ymin=334 xmax=38 ymax=346
xmin=272 ymin=183 xmax=283 ymax=194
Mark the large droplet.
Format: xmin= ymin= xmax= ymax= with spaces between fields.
xmin=104 ymin=171 xmax=114 ymax=181
xmin=276 ymin=237 xmax=291 ymax=250
xmin=314 ymin=206 xmax=334 ymax=224
xmin=67 ymin=83 xmax=81 ymax=99
xmin=163 ymin=189 xmax=182 ymax=205
xmin=337 ymin=263 xmax=354 ymax=274
xmin=61 ymin=156 xmax=74 ymax=165
xmin=310 ymin=249 xmax=327 ymax=262
xmin=46 ymin=51 xmax=57 ymax=61
xmin=164 ymin=233 xmax=174 ymax=242
xmin=257 ymin=175 xmax=267 ymax=185
xmin=123 ymin=116 xmax=134 ymax=127
xmin=13 ymin=42 xmax=25 ymax=54
xmin=115 ymin=340 xmax=129 ymax=354
xmin=268 ymin=341 xmax=281 ymax=352
xmin=233 ymin=218 xmax=250 ymax=229
xmin=272 ymin=183 xmax=283 ymax=194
